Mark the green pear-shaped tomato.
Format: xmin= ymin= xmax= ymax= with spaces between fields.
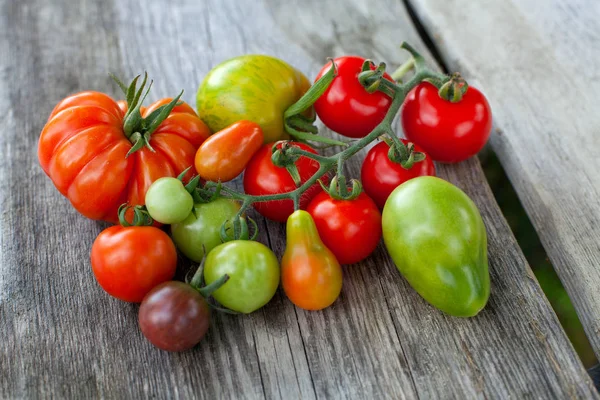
xmin=382 ymin=176 xmax=490 ymax=317
xmin=196 ymin=55 xmax=311 ymax=143
xmin=204 ymin=240 xmax=280 ymax=314
xmin=170 ymin=198 xmax=241 ymax=263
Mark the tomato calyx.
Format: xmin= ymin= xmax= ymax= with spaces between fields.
xmin=438 ymin=73 xmax=469 ymax=103
xmin=117 ymin=203 xmax=154 ymax=227
xmin=271 ymin=141 xmax=304 ymax=186
xmin=318 ymin=175 xmax=362 ymax=201
xmin=175 ymin=167 xmax=219 ymax=206
xmin=382 ymin=135 xmax=427 ymax=170
xmin=110 ymin=72 xmax=184 ymax=157
xmin=358 ymin=59 xmax=394 ymax=97
xmin=220 ymin=215 xmax=258 ymax=243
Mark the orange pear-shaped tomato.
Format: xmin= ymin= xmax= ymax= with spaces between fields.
xmin=195 ymin=120 xmax=263 ymax=182
xmin=282 ymin=210 xmax=343 ymax=310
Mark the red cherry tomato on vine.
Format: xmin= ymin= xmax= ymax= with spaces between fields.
xmin=400 ymin=82 xmax=492 ymax=163
xmin=243 ymin=142 xmax=323 ymax=223
xmin=307 ymin=191 xmax=382 ymax=264
xmin=361 ymin=139 xmax=436 ymax=209
xmin=91 ymin=225 xmax=177 ymax=302
xmin=314 ymin=56 xmax=394 ymax=138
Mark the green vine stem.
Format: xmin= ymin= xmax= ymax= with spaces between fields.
xmin=391 ymin=58 xmax=415 ymax=82
xmin=199 ymin=42 xmax=454 ymax=219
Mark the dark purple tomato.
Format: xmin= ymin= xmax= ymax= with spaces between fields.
xmin=138 ymin=281 xmax=210 ymax=352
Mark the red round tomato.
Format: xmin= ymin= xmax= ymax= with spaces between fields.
xmin=38 ymin=91 xmax=210 ymax=223
xmin=400 ymin=82 xmax=492 ymax=163
xmin=306 ymin=191 xmax=382 ymax=264
xmin=243 ymin=142 xmax=323 ymax=222
xmin=314 ymin=56 xmax=394 ymax=138
xmin=91 ymin=225 xmax=177 ymax=302
xmin=361 ymin=139 xmax=436 ymax=209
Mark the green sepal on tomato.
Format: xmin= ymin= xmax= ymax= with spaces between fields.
xmin=204 ymin=240 xmax=280 ymax=314
xmin=196 ymin=55 xmax=311 ymax=143
xmin=361 ymin=139 xmax=436 ymax=209
xmin=243 ymin=142 xmax=324 ymax=223
xmin=314 ymin=56 xmax=394 ymax=138
xmin=171 ymin=198 xmax=242 ymax=263
xmin=382 ymin=176 xmax=490 ymax=317
xmin=307 ymin=190 xmax=381 ymax=265
xmin=400 ymin=82 xmax=492 ymax=163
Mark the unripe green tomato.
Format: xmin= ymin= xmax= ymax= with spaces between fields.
xmin=204 ymin=240 xmax=280 ymax=314
xmin=170 ymin=198 xmax=241 ymax=263
xmin=196 ymin=54 xmax=311 ymax=143
xmin=145 ymin=177 xmax=193 ymax=224
xmin=382 ymin=176 xmax=490 ymax=317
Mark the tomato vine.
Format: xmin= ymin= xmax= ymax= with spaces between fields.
xmin=194 ymin=42 xmax=461 ymax=238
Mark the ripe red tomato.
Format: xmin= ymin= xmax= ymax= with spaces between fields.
xmin=243 ymin=142 xmax=323 ymax=222
xmin=91 ymin=225 xmax=177 ymax=302
xmin=400 ymin=82 xmax=492 ymax=163
xmin=38 ymin=92 xmax=210 ymax=223
xmin=361 ymin=139 xmax=436 ymax=209
xmin=314 ymin=56 xmax=394 ymax=138
xmin=307 ymin=191 xmax=382 ymax=264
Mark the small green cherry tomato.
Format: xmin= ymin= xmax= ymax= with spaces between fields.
xmin=145 ymin=177 xmax=194 ymax=224
xmin=196 ymin=54 xmax=311 ymax=143
xmin=204 ymin=240 xmax=280 ymax=314
xmin=170 ymin=198 xmax=241 ymax=262
xmin=382 ymin=176 xmax=490 ymax=317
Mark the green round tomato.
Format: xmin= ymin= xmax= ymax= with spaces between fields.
xmin=382 ymin=176 xmax=490 ymax=317
xmin=145 ymin=177 xmax=194 ymax=224
xmin=196 ymin=55 xmax=311 ymax=143
xmin=170 ymin=198 xmax=241 ymax=262
xmin=204 ymin=240 xmax=280 ymax=313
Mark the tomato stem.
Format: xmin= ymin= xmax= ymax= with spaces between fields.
xmin=391 ymin=58 xmax=415 ymax=82
xmin=197 ymin=274 xmax=230 ymax=298
xmin=283 ymin=59 xmax=346 ymax=146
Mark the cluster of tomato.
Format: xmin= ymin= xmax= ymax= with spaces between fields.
xmin=38 ymin=48 xmax=492 ymax=352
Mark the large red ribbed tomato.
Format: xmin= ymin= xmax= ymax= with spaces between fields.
xmin=38 ymin=91 xmax=210 ymax=223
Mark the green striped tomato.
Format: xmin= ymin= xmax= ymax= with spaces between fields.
xmin=196 ymin=55 xmax=311 ymax=143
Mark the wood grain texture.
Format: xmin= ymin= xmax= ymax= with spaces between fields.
xmin=407 ymin=0 xmax=600 ymax=361
xmin=0 ymin=0 xmax=596 ymax=398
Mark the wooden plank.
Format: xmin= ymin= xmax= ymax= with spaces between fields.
xmin=407 ymin=0 xmax=600 ymax=360
xmin=0 ymin=0 xmax=597 ymax=399
xmin=265 ymin=2 xmax=597 ymax=397
xmin=0 ymin=1 xmax=267 ymax=399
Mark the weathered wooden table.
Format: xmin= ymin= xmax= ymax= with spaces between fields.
xmin=2 ymin=0 xmax=600 ymax=398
